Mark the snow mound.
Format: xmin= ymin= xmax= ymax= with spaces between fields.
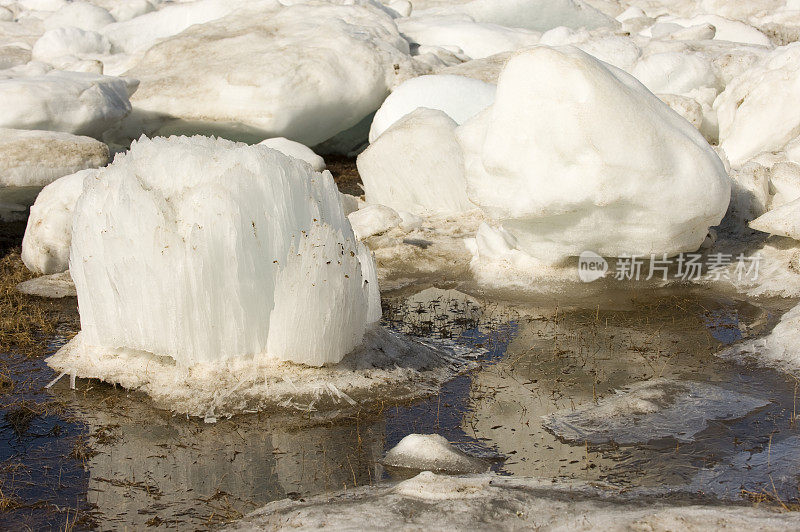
xmin=348 ymin=204 xmax=402 ymax=240
xmin=22 ymin=169 xmax=95 ymax=275
xmin=227 ymin=472 xmax=800 ymax=531
xmin=369 ymin=74 xmax=495 ymax=143
xmin=124 ymin=2 xmax=423 ymax=147
xmin=47 ymin=326 xmax=479 ymax=420
xmin=717 ymin=44 xmax=800 ymax=167
xmin=359 ymin=108 xmax=475 ymax=215
xmin=257 ymin=138 xmax=325 ymax=172
xmin=65 ymin=135 xmax=379 ymax=368
xmin=31 ymin=27 xmax=112 ymax=65
xmin=719 ymin=303 xmax=800 ymax=374
xmin=457 ymin=46 xmax=730 ymax=264
xmin=0 ymin=70 xmax=138 ymax=137
xmin=0 ymin=129 xmax=108 ymax=218
xmin=383 ymin=434 xmax=489 ymax=473
xmin=17 ymin=271 xmax=75 ymax=298
xmin=542 ymin=378 xmax=768 ymax=444
xmin=43 ymin=1 xmax=116 ymax=32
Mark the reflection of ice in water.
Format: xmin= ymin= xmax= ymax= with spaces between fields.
xmin=692 ymin=434 xmax=800 ymax=500
xmin=76 ymin=407 xmax=384 ymax=528
xmin=543 ymin=379 xmax=768 ymax=444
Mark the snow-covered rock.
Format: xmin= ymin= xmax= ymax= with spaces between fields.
xmin=258 ymin=137 xmax=325 ymax=172
xmin=348 ymin=204 xmax=402 ymax=239
xmin=0 ymin=70 xmax=137 ymax=137
xmin=369 ymin=74 xmax=496 ymax=142
xmin=383 ymin=434 xmax=488 ymax=473
xmin=22 ymin=169 xmax=94 ymax=275
xmin=716 ymin=44 xmax=800 ymax=167
xmin=457 ymin=46 xmax=730 ymax=264
xmin=359 ymin=108 xmax=474 ymax=215
xmin=67 ymin=135 xmax=380 ymax=368
xmin=123 ymin=2 xmax=422 ymax=147
xmin=0 ymin=129 xmax=108 ymax=216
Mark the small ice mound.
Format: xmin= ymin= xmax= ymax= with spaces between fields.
xmin=63 ymin=135 xmax=379 ymax=369
xmin=383 ymin=434 xmax=489 ymax=474
xmin=47 ymin=326 xmax=480 ymax=419
xmin=368 ymin=74 xmax=496 ymax=142
xmin=542 ymin=379 xmax=768 ymax=444
xmin=719 ymin=303 xmax=800 ymax=374
xmin=457 ymin=45 xmax=730 ymax=265
xmin=392 ymin=471 xmax=493 ymax=499
xmin=17 ymin=271 xmax=76 ymax=298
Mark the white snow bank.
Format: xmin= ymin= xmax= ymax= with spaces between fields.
xmin=359 ymin=108 xmax=474 ymax=215
xmin=258 ymin=137 xmax=325 ymax=172
xmin=383 ymin=434 xmax=488 ymax=473
xmin=414 ymin=0 xmax=617 ymax=33
xmin=22 ymin=169 xmax=95 ymax=274
xmin=720 ymin=303 xmax=800 ymax=374
xmin=716 ymin=44 xmax=800 ymax=167
xmin=457 ymin=46 xmax=730 ymax=264
xmin=369 ymin=74 xmax=496 ymax=143
xmin=0 ymin=69 xmax=137 ymax=137
xmin=123 ymin=2 xmax=423 ymax=147
xmin=66 ymin=135 xmax=379 ymax=368
xmin=542 ymin=378 xmax=767 ymax=444
xmin=397 ymin=15 xmax=541 ymax=60
xmin=227 ymin=471 xmax=800 ymax=531
xmin=0 ymin=129 xmax=108 ymax=217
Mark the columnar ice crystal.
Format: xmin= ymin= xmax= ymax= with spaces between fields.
xmin=69 ymin=135 xmax=380 ymax=367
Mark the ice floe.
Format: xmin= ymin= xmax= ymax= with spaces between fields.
xmin=542 ymin=378 xmax=768 ymax=444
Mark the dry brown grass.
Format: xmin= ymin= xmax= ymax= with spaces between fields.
xmin=325 ymin=156 xmax=363 ymax=197
xmin=0 ymin=248 xmax=78 ymax=359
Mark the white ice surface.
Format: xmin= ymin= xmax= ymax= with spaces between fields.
xmin=0 ymin=69 xmax=137 ymax=137
xmin=359 ymin=108 xmax=474 ymax=215
xmin=257 ymin=137 xmax=325 ymax=172
xmin=368 ymin=74 xmax=496 ymax=143
xmin=67 ymin=135 xmax=379 ymax=368
xmin=122 ymin=1 xmax=425 ymax=146
xmin=22 ymin=168 xmax=95 ymax=274
xmin=457 ymin=45 xmax=730 ymax=264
